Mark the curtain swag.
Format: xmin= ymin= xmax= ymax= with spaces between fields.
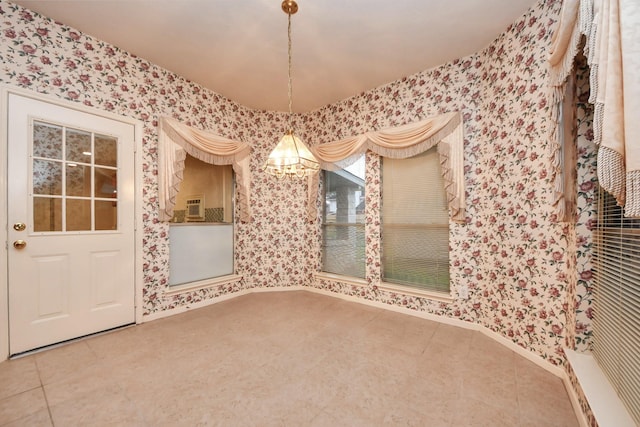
xmin=548 ymin=0 xmax=640 ymax=217
xmin=307 ymin=111 xmax=466 ymax=223
xmin=158 ymin=117 xmax=252 ymax=222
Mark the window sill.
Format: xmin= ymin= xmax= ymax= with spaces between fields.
xmin=313 ymin=272 xmax=368 ymax=288
xmin=164 ymin=274 xmax=243 ymax=296
xmin=565 ymin=349 xmax=635 ymax=427
xmin=377 ymin=281 xmax=454 ymax=303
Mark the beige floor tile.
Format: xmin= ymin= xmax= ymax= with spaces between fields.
xmin=0 ymin=356 xmax=41 ymax=400
xmin=82 ymin=326 xmax=139 ymax=360
xmin=0 ymin=291 xmax=580 ymax=426
xmin=49 ymin=383 xmax=145 ymax=426
xmin=34 ymin=341 xmax=98 ymax=385
xmin=517 ymin=380 xmax=579 ymax=426
xmin=385 ymin=401 xmax=455 ymax=427
xmin=361 ymin=311 xmax=438 ymax=356
xmin=461 ymin=365 xmax=519 ymax=412
xmin=428 ymin=323 xmax=474 ymax=359
xmin=1 ymin=408 xmax=52 ymax=427
xmin=43 ymin=362 xmax=120 ymax=407
xmin=0 ymin=387 xmax=48 ymax=425
xmin=450 ymin=396 xmax=519 ymax=427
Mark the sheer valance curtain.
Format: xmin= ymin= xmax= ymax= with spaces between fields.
xmin=307 ymin=111 xmax=465 ymax=223
xmin=157 ymin=117 xmax=252 ymax=222
xmin=549 ymin=0 xmax=640 ymax=217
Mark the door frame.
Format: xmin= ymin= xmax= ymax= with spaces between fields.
xmin=0 ymin=85 xmax=144 ymax=361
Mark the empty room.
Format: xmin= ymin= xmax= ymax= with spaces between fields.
xmin=0 ymin=0 xmax=638 ymax=425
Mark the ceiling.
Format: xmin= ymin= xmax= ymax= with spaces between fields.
xmin=12 ymin=0 xmax=537 ymax=113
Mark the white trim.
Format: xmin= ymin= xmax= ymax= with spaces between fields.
xmin=305 ymin=286 xmax=474 ymax=328
xmin=313 ymin=272 xmax=368 ymax=288
xmin=250 ymin=285 xmax=307 ymax=294
xmin=0 ymin=87 xmax=9 ymax=361
xmin=562 ymin=371 xmax=591 ymax=427
xmin=142 ymin=287 xmax=254 ymax=322
xmin=133 ymin=120 xmax=144 ymax=325
xmin=0 ymin=84 xmax=144 ymax=362
xmin=565 ymin=349 xmax=636 ymax=427
xmin=163 ymin=274 xmax=243 ymax=296
xmin=142 ymin=285 xmax=305 ymax=323
xmin=377 ymin=280 xmax=454 ymax=303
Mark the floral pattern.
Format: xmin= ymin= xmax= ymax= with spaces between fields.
xmin=0 ymin=0 xmax=596 ymax=422
xmin=573 ymin=53 xmax=596 ymax=351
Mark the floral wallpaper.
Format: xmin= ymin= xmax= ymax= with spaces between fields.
xmin=1 ymin=0 xmax=598 ymax=422
xmin=573 ymin=53 xmax=596 ymax=352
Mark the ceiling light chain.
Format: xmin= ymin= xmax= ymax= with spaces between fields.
xmin=263 ymin=0 xmax=320 ymax=180
xmin=287 ymin=8 xmax=293 ymax=128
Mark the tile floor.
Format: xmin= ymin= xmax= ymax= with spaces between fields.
xmin=0 ymin=291 xmax=579 ymax=426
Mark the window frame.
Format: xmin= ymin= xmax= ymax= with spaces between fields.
xmin=320 ymin=158 xmax=366 ymax=280
xmin=379 ymin=148 xmax=452 ymax=297
xmin=168 ymin=158 xmax=237 ymax=288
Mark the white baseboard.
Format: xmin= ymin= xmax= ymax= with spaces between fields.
xmin=140 ymin=285 xmax=307 ymax=323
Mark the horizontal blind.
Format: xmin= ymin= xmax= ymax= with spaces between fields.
xmin=593 ymin=187 xmax=640 ymax=425
xmin=322 ymin=163 xmax=365 ymax=279
xmin=381 ymin=147 xmax=449 ymax=292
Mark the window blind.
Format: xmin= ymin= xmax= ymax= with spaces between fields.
xmin=381 ymin=147 xmax=450 ymax=293
xmin=593 ymin=187 xmax=640 ymax=425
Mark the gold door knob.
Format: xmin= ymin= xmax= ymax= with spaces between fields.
xmin=13 ymin=240 xmax=27 ymax=249
xmin=13 ymin=222 xmax=26 ymax=231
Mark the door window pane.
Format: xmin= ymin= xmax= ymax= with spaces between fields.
xmin=95 ymin=168 xmax=117 ymax=198
xmin=33 ymin=121 xmax=62 ymax=160
xmin=33 ymin=160 xmax=62 ymax=195
xmin=95 ymin=134 xmax=117 ymax=167
xmin=33 ymin=197 xmax=62 ymax=232
xmin=66 ymin=164 xmax=91 ymax=197
xmin=66 ymin=128 xmax=92 ymax=163
xmin=95 ymin=201 xmax=117 ymax=230
xmin=66 ymin=199 xmax=91 ymax=231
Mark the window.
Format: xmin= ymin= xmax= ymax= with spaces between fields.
xmin=169 ymin=155 xmax=234 ymax=286
xmin=32 ymin=121 xmax=119 ymax=232
xmin=381 ymin=147 xmax=450 ymax=293
xmin=322 ymin=156 xmax=365 ymax=278
xmin=592 ymin=187 xmax=640 ymax=424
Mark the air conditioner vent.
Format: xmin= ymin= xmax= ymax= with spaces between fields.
xmin=185 ymin=194 xmax=205 ymax=222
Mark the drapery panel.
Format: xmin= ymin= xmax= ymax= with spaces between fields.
xmin=308 ymin=111 xmax=465 ymax=223
xmin=158 ymin=117 xmax=252 ymax=222
xmin=548 ymin=0 xmax=584 ymax=220
xmin=548 ymin=0 xmax=640 ymax=217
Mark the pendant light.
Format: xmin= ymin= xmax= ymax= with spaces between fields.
xmin=263 ymin=0 xmax=320 ymax=179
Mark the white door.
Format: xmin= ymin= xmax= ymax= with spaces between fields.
xmin=7 ymin=93 xmax=135 ymax=355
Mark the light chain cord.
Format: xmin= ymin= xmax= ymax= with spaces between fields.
xmin=287 ymin=11 xmax=293 ymax=129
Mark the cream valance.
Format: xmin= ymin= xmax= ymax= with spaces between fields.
xmin=548 ymin=0 xmax=640 ymax=217
xmin=308 ymin=111 xmax=465 ymax=223
xmin=158 ymin=117 xmax=252 ymax=222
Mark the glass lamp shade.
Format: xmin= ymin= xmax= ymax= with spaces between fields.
xmin=264 ymin=130 xmax=320 ymax=179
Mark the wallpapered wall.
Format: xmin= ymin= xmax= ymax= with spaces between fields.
xmin=0 ymin=0 xmax=317 ymax=313
xmin=303 ymin=0 xmax=593 ymax=368
xmin=1 ymin=0 xmax=597 ymax=417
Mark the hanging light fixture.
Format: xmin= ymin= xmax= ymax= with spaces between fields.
xmin=263 ymin=0 xmax=320 ymax=179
